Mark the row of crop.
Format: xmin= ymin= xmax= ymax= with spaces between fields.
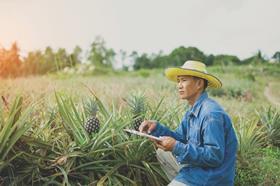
xmin=0 ymin=93 xmax=279 ymax=185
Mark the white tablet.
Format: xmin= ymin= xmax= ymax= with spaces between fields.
xmin=124 ymin=129 xmax=162 ymax=141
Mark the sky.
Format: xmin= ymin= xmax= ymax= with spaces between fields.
xmin=0 ymin=0 xmax=279 ymax=60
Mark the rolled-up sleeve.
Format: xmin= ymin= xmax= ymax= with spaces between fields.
xmin=172 ymin=113 xmax=225 ymax=167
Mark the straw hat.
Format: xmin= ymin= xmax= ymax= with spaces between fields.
xmin=165 ymin=60 xmax=222 ymax=88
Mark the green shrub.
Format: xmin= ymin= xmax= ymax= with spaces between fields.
xmin=0 ymin=96 xmax=33 ymax=168
xmin=235 ymin=156 xmax=262 ymax=186
xmin=209 ymin=86 xmax=246 ymax=99
xmin=235 ymin=147 xmax=280 ymax=186
xmin=227 ymin=87 xmax=243 ymax=98
xmin=243 ymin=73 xmax=256 ymax=82
xmin=208 ymin=88 xmax=227 ymax=97
xmin=258 ymin=147 xmax=280 ymax=185
xmin=233 ymin=115 xmax=280 ymax=185
xmin=233 ymin=116 xmax=266 ymax=159
xmin=137 ymin=70 xmax=150 ymax=78
xmin=257 ymin=107 xmax=280 ymax=147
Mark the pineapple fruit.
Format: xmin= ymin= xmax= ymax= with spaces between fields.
xmin=83 ymin=99 xmax=100 ymax=134
xmin=125 ymin=93 xmax=147 ymax=131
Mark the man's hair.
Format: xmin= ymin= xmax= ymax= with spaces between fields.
xmin=193 ymin=77 xmax=208 ymax=91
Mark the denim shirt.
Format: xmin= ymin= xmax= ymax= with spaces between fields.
xmin=151 ymin=92 xmax=238 ymax=186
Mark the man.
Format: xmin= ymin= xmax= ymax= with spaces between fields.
xmin=139 ymin=60 xmax=238 ymax=186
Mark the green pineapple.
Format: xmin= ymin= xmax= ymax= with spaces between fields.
xmin=83 ymin=99 xmax=100 ymax=134
xmin=124 ymin=94 xmax=147 ymax=131
xmin=15 ymin=138 xmax=29 ymax=152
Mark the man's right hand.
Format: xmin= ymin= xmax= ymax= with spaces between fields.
xmin=139 ymin=120 xmax=157 ymax=134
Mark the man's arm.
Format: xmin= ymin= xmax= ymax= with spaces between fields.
xmin=150 ymin=121 xmax=187 ymax=143
xmin=172 ymin=113 xmax=225 ymax=167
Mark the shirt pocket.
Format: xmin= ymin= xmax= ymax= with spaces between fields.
xmin=188 ymin=121 xmax=202 ymax=145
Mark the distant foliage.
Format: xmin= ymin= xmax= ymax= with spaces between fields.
xmin=0 ymin=44 xmax=82 ymax=77
xmin=272 ymin=51 xmax=280 ymax=63
xmin=133 ymin=46 xmax=209 ymax=69
xmin=0 ymin=42 xmax=21 ymax=78
xmin=87 ymin=36 xmax=115 ymax=68
xmin=1 ymin=38 xmax=280 ymax=77
xmin=21 ymin=46 xmax=82 ymax=76
xmin=209 ymin=87 xmax=246 ymax=99
xmin=212 ymin=54 xmax=241 ymax=66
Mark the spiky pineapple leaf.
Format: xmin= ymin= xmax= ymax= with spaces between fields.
xmin=83 ymin=84 xmax=110 ymax=119
xmin=0 ymin=96 xmax=33 ymax=171
xmin=149 ymin=96 xmax=165 ymax=120
xmin=55 ymin=92 xmax=90 ymax=146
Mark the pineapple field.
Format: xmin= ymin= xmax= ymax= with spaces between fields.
xmin=0 ymin=65 xmax=280 ymax=185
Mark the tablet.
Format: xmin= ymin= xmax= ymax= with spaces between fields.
xmin=124 ymin=129 xmax=162 ymax=141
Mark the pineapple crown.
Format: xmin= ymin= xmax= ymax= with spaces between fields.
xmin=123 ymin=92 xmax=147 ymax=116
xmin=84 ymin=98 xmax=99 ymax=117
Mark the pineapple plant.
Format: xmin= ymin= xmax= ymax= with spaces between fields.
xmin=83 ymin=99 xmax=100 ymax=134
xmin=124 ymin=93 xmax=147 ymax=131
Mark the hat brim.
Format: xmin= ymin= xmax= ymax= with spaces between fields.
xmin=165 ymin=67 xmax=222 ymax=88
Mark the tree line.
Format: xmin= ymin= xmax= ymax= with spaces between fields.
xmin=0 ymin=36 xmax=279 ymax=78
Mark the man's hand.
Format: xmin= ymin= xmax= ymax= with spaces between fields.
xmin=155 ymin=136 xmax=176 ymax=151
xmin=139 ymin=120 xmax=157 ymax=134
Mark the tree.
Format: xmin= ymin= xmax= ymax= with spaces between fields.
xmin=169 ymin=46 xmax=206 ymax=66
xmin=256 ymin=50 xmax=266 ymax=63
xmin=213 ymin=55 xmax=241 ymax=66
xmin=272 ymin=51 xmax=280 ymax=63
xmin=151 ymin=52 xmax=170 ymax=68
xmin=42 ymin=46 xmax=56 ymax=73
xmin=205 ymin=54 xmax=215 ymax=66
xmin=242 ymin=50 xmax=266 ymax=64
xmin=0 ymin=42 xmax=22 ymax=77
xmin=70 ymin=46 xmax=82 ymax=65
xmin=87 ymin=36 xmax=115 ymax=68
xmin=22 ymin=50 xmax=44 ymax=75
xmin=133 ymin=53 xmax=152 ymax=70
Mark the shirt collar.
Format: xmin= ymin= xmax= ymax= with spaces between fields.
xmin=189 ymin=91 xmax=208 ymax=118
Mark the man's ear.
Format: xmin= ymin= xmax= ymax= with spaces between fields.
xmin=196 ymin=78 xmax=204 ymax=90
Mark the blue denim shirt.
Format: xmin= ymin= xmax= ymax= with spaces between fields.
xmin=151 ymin=92 xmax=238 ymax=186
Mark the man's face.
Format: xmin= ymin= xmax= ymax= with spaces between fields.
xmin=177 ymin=75 xmax=200 ymax=100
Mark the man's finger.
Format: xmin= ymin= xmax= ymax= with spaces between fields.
xmin=139 ymin=120 xmax=147 ymax=133
xmin=149 ymin=138 xmax=157 ymax=143
xmin=155 ymin=143 xmax=166 ymax=151
xmin=155 ymin=140 xmax=163 ymax=146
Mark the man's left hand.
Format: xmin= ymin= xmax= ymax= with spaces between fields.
xmin=155 ymin=136 xmax=176 ymax=151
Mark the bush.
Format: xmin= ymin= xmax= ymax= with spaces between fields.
xmin=257 ymin=107 xmax=280 ymax=147
xmin=209 ymin=87 xmax=245 ymax=99
xmin=227 ymin=87 xmax=243 ymax=98
xmin=233 ymin=116 xmax=266 ymax=159
xmin=233 ymin=115 xmax=280 ymax=185
xmin=235 ymin=147 xmax=280 ymax=185
xmin=137 ymin=70 xmax=150 ymax=78
xmin=235 ymin=156 xmax=263 ymax=186
xmin=258 ymin=147 xmax=280 ymax=185
xmin=208 ymin=88 xmax=227 ymax=97
xmin=242 ymin=73 xmax=256 ymax=82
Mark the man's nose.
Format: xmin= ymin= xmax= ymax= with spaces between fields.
xmin=177 ymin=82 xmax=182 ymax=89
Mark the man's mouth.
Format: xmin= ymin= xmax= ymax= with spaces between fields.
xmin=179 ymin=91 xmax=184 ymax=95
